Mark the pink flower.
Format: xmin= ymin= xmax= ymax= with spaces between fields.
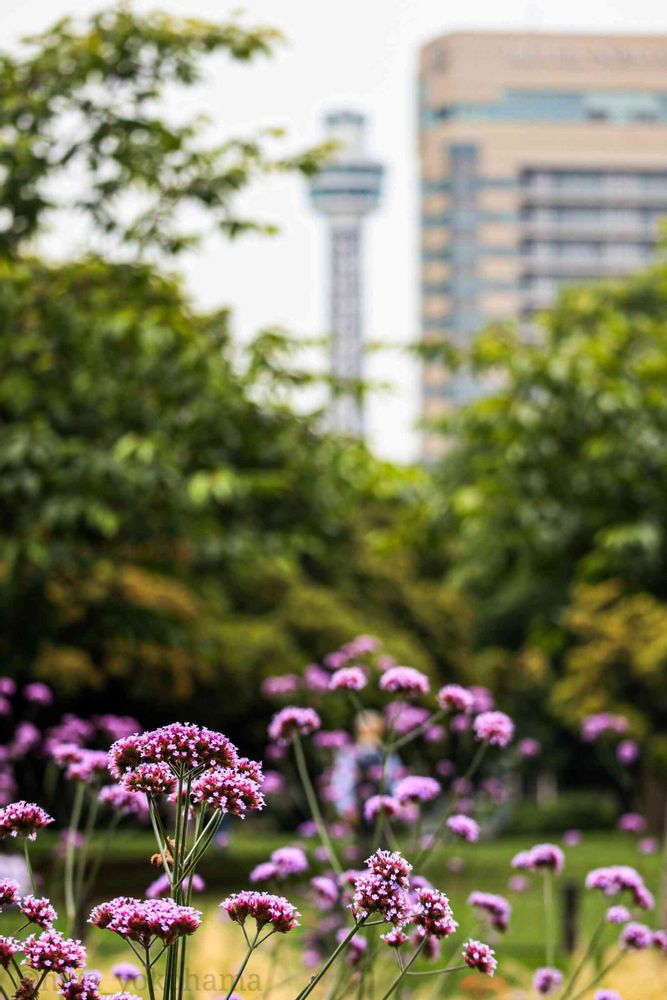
xmin=329 ymin=666 xmax=367 ymax=692
xmin=379 ymin=667 xmax=430 ymax=697
xmin=518 ymin=738 xmax=541 ymax=758
xmin=0 ymin=879 xmax=20 ymax=906
xmin=385 ymin=703 xmax=429 ymax=735
xmin=508 ymin=875 xmax=529 ymax=893
xmin=19 ymin=895 xmax=57 ymax=929
xmin=250 ymin=862 xmax=278 ymax=884
xmin=413 ymin=888 xmax=458 ymax=939
xmin=563 ymin=829 xmax=582 ymax=847
xmin=0 ymin=801 xmax=53 ymax=840
xmin=0 ymin=698 xmax=11 ymax=718
xmin=64 ymin=750 xmax=110 ymax=783
xmin=336 ymin=929 xmax=367 ymax=966
xmin=112 ymin=962 xmax=141 ymax=984
xmin=222 ymin=891 xmax=299 ymax=933
xmin=363 ymin=795 xmax=400 ymax=823
xmin=638 ymin=837 xmax=658 ymax=855
xmin=462 ymin=939 xmax=496 ymax=976
xmin=0 ymin=936 xmax=20 ymax=969
xmin=145 ymin=874 xmax=204 ymax=899
xmin=513 ymin=843 xmax=564 ymax=874
xmin=94 ymin=716 xmax=141 ymax=742
xmin=606 ymin=905 xmax=631 ymax=924
xmin=350 ymin=850 xmax=413 ymax=926
xmin=303 ymin=665 xmax=331 ymax=692
xmin=468 ymin=891 xmax=511 ymax=932
xmin=382 ymin=928 xmax=408 ymax=948
xmin=191 ymin=765 xmax=264 ymax=818
xmin=120 ymin=762 xmax=175 ymax=796
xmin=533 ymin=968 xmax=563 ymax=995
xmin=581 ymin=713 xmax=628 ymax=742
xmin=57 ymin=972 xmax=102 ymax=1000
xmin=23 ymin=683 xmax=52 ymax=706
xmin=89 ymin=897 xmax=201 ymax=947
xmin=617 ymin=740 xmax=639 ymax=765
xmin=585 ymin=865 xmax=653 ymax=909
xmin=447 ymin=814 xmax=479 ymax=843
xmin=110 ymin=724 xmax=239 ymax=778
xmin=653 ymin=930 xmax=667 ymax=952
xmin=98 ymin=785 xmax=149 ymax=821
xmin=23 ymin=930 xmax=86 ymax=972
xmin=437 ymin=685 xmax=474 ymax=714
xmin=593 ymin=992 xmax=622 ymax=1000
xmin=0 ymin=678 xmax=16 ymax=697
xmin=310 ymin=876 xmax=338 ymax=909
xmin=313 ymin=730 xmax=351 ymax=750
xmin=473 ymin=712 xmax=514 ymax=748
xmin=268 ymin=707 xmax=321 ymax=745
xmin=395 ymin=776 xmax=440 ymax=805
xmin=617 ymin=812 xmax=645 ymax=835
xmin=620 ymin=922 xmax=653 ymax=950
xmin=261 ymin=674 xmax=300 ymax=698
xmin=270 ymin=847 xmax=309 ymax=877
xmin=262 ymin=770 xmax=285 ymax=795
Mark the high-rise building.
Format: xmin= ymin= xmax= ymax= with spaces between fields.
xmin=419 ymin=32 xmax=667 ymax=459
xmin=309 ymin=111 xmax=384 ymax=437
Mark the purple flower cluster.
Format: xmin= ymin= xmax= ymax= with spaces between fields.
xmin=0 ymin=936 xmax=20 ymax=969
xmin=110 ymin=723 xmax=238 ymax=779
xmin=222 ymin=891 xmax=300 ymax=933
xmin=395 ymin=775 xmax=440 ymax=805
xmin=447 ymin=814 xmax=479 ymax=842
xmin=191 ymin=765 xmax=264 ymax=818
xmin=19 ymin=895 xmax=57 ymax=929
xmin=467 ymin=891 xmax=511 ymax=933
xmin=23 ymin=930 xmax=86 ymax=972
xmin=585 ymin=865 xmax=654 ymax=909
xmin=0 ymin=800 xmax=54 ymax=840
xmin=581 ymin=713 xmax=628 ymax=742
xmin=379 ymin=666 xmax=430 ymax=696
xmin=98 ymin=785 xmax=148 ymax=820
xmin=57 ymin=972 xmax=102 ymax=1000
xmin=351 ymin=850 xmax=413 ymax=927
xmin=89 ymin=897 xmax=201 ymax=947
xmin=533 ymin=967 xmax=563 ymax=995
xmin=363 ymin=795 xmax=400 ymax=823
xmin=512 ymin=843 xmax=564 ymax=874
xmin=413 ymin=888 xmax=458 ymax=939
xmin=462 ymin=938 xmax=496 ymax=976
xmin=620 ymin=921 xmax=653 ymax=950
xmin=268 ymin=707 xmax=321 ymax=745
xmin=0 ymin=878 xmax=19 ymax=906
xmin=329 ymin=666 xmax=367 ymax=692
xmin=251 ymin=846 xmax=309 ymax=883
xmin=437 ymin=684 xmax=474 ymax=714
xmin=473 ymin=712 xmax=515 ymax=748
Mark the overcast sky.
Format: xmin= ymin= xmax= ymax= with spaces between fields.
xmin=4 ymin=0 xmax=667 ymax=460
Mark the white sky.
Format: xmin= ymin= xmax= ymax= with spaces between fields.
xmin=3 ymin=0 xmax=667 ymax=460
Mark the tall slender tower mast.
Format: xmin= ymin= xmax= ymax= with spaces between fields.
xmin=309 ymin=111 xmax=384 ymax=437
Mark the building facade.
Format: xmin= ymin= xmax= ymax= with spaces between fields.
xmin=309 ymin=111 xmax=384 ymax=438
xmin=419 ymin=32 xmax=667 ymax=459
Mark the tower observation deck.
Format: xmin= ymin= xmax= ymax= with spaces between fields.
xmin=309 ymin=111 xmax=384 ymax=437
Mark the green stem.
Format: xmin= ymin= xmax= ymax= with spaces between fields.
xmin=387 ymin=709 xmax=445 ymax=753
xmin=544 ymin=870 xmax=555 ymax=967
xmin=570 ymin=951 xmax=625 ymax=1000
xmin=224 ymin=929 xmax=259 ymax=1000
xmin=296 ymin=921 xmax=366 ymax=1000
xmin=23 ymin=838 xmax=37 ymax=895
xmin=380 ymin=938 xmax=426 ymax=999
xmin=145 ymin=946 xmax=157 ymax=1000
xmin=293 ymin=734 xmax=342 ymax=876
xmin=64 ymin=781 xmax=85 ymax=927
xmin=562 ymin=914 xmax=606 ymax=1000
xmin=407 ymin=964 xmax=467 ymax=977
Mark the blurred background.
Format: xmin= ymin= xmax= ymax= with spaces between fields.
xmin=0 ymin=3 xmax=666 ymax=979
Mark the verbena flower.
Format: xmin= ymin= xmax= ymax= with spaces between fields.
xmin=63 ymin=750 xmax=110 ymax=783
xmin=23 ymin=683 xmax=52 ymax=706
xmin=261 ymin=675 xmax=300 ymax=697
xmin=473 ymin=712 xmax=514 ymax=748
xmin=93 ymin=715 xmax=141 ymax=742
xmin=413 ymin=888 xmax=458 ymax=939
xmin=379 ymin=666 xmax=430 ymax=696
xmin=447 ymin=815 xmax=479 ymax=843
xmin=581 ymin=713 xmax=628 ymax=742
xmin=437 ymin=685 xmax=474 ymax=714
xmin=329 ymin=666 xmax=367 ymax=692
xmin=109 ymin=724 xmax=239 ymax=778
xmin=462 ymin=938 xmax=496 ymax=976
xmin=337 ymin=929 xmax=367 ymax=966
xmin=533 ymin=968 xmax=563 ymax=995
xmin=19 ymin=895 xmax=58 ymax=929
xmin=363 ymin=795 xmax=400 ymax=823
xmin=310 ymin=876 xmax=338 ymax=909
xmin=57 ymin=972 xmax=102 ymax=1000
xmin=527 ymin=843 xmax=565 ymax=874
xmin=467 ymin=891 xmax=511 ymax=932
xmin=0 ymin=936 xmax=20 ymax=969
xmin=89 ymin=897 xmax=201 ymax=947
xmin=593 ymin=992 xmax=623 ymax=1000
xmin=112 ymin=962 xmax=141 ymax=984
xmin=617 ymin=812 xmax=645 ymax=834
xmin=620 ymin=921 xmax=653 ymax=950
xmin=518 ymin=738 xmax=541 ymax=758
xmin=145 ymin=874 xmax=204 ymax=899
xmin=0 ymin=801 xmax=54 ymax=840
xmin=312 ymin=730 xmax=350 ymax=750
xmin=270 ymin=847 xmax=309 ymax=877
xmin=191 ymin=766 xmax=264 ymax=817
xmin=616 ymin=740 xmax=639 ymax=765
xmin=395 ymin=776 xmax=440 ymax=805
xmin=350 ymin=850 xmax=413 ymax=926
xmin=652 ymin=930 xmax=667 ymax=952
xmin=267 ymin=707 xmax=321 ymax=745
xmin=23 ymin=930 xmax=86 ymax=972
xmin=0 ymin=678 xmax=16 ymax=697
xmin=0 ymin=878 xmax=20 ymax=906
xmin=385 ymin=703 xmax=429 ymax=735
xmin=382 ymin=928 xmax=408 ymax=948
xmin=606 ymin=905 xmax=631 ymax=924
xmin=222 ymin=891 xmax=299 ymax=933
xmin=120 ymin=763 xmax=176 ymax=796
xmin=585 ymin=865 xmax=653 ymax=909
xmin=98 ymin=785 xmax=148 ymax=821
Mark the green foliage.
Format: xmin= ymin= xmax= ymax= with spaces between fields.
xmin=505 ymin=790 xmax=619 ymax=835
xmin=0 ymin=5 xmax=329 ymax=257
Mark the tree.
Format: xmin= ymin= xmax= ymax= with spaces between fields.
xmin=0 ymin=8 xmax=469 ymax=747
